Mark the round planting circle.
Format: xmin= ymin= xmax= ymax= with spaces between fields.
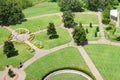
xmin=12 ymin=28 xmax=30 ymax=41
xmin=44 ymin=70 xmax=92 ymax=80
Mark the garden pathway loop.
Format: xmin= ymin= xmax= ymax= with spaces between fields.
xmin=44 ymin=69 xmax=92 ymax=80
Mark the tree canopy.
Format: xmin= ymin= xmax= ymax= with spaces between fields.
xmin=3 ymin=41 xmax=18 ymax=58
xmin=47 ymin=23 xmax=58 ymax=39
xmin=58 ymin=0 xmax=83 ymax=12
xmin=73 ymin=25 xmax=87 ymax=45
xmin=0 ymin=0 xmax=24 ymax=25
xmin=62 ymin=10 xmax=75 ymax=28
xmin=86 ymin=0 xmax=113 ymax=11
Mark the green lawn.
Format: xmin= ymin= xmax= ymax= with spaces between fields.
xmin=11 ymin=15 xmax=62 ymax=32
xmin=0 ymin=42 xmax=34 ymax=70
xmin=84 ymin=26 xmax=100 ymax=40
xmin=23 ymin=2 xmax=60 ymax=18
xmin=0 ymin=27 xmax=11 ymax=44
xmin=50 ymin=73 xmax=87 ymax=80
xmin=25 ymin=47 xmax=90 ymax=80
xmin=84 ymin=44 xmax=120 ymax=80
xmin=32 ymin=28 xmax=72 ymax=49
xmin=75 ymin=14 xmax=98 ymax=24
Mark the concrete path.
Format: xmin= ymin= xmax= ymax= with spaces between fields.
xmin=98 ymin=12 xmax=105 ymax=39
xmin=44 ymin=69 xmax=92 ymax=80
xmin=0 ymin=44 xmax=3 ymax=48
xmin=0 ymin=67 xmax=26 ymax=80
xmin=75 ymin=46 xmax=103 ymax=80
xmin=26 ymin=13 xmax=62 ymax=20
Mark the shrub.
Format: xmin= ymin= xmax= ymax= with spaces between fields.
xmin=95 ymin=31 xmax=97 ymax=37
xmin=29 ymin=34 xmax=35 ymax=41
xmin=106 ymin=26 xmax=112 ymax=31
xmin=96 ymin=27 xmax=99 ymax=32
xmin=116 ymin=36 xmax=120 ymax=41
xmin=86 ymin=28 xmax=89 ymax=34
xmin=90 ymin=23 xmax=92 ymax=28
xmin=8 ymin=69 xmax=15 ymax=77
xmin=102 ymin=18 xmax=110 ymax=24
xmin=113 ymin=0 xmax=119 ymax=5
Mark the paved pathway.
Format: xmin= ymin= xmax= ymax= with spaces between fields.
xmin=26 ymin=13 xmax=62 ymax=20
xmin=75 ymin=46 xmax=103 ymax=80
xmin=44 ymin=69 xmax=92 ymax=80
xmin=0 ymin=66 xmax=26 ymax=80
xmin=98 ymin=12 xmax=105 ymax=39
xmin=0 ymin=44 xmax=3 ymax=48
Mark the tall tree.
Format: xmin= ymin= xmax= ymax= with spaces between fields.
xmin=3 ymin=41 xmax=18 ymax=58
xmin=73 ymin=25 xmax=87 ymax=45
xmin=62 ymin=10 xmax=74 ymax=28
xmin=0 ymin=0 xmax=24 ymax=25
xmin=86 ymin=0 xmax=112 ymax=11
xmin=58 ymin=0 xmax=83 ymax=12
xmin=47 ymin=23 xmax=58 ymax=39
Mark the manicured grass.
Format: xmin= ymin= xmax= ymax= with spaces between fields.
xmin=84 ymin=26 xmax=99 ymax=40
xmin=75 ymin=14 xmax=98 ymax=24
xmin=23 ymin=2 xmax=60 ymax=18
xmin=32 ymin=28 xmax=72 ymax=49
xmin=84 ymin=44 xmax=120 ymax=80
xmin=50 ymin=73 xmax=87 ymax=80
xmin=11 ymin=15 xmax=62 ymax=32
xmin=25 ymin=47 xmax=90 ymax=80
xmin=0 ymin=27 xmax=11 ymax=44
xmin=0 ymin=42 xmax=34 ymax=70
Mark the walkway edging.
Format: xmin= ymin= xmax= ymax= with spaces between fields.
xmin=44 ymin=69 xmax=92 ymax=80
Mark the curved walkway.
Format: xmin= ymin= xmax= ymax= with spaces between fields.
xmin=44 ymin=69 xmax=92 ymax=80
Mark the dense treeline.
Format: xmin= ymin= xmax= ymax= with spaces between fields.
xmin=0 ymin=0 xmax=25 ymax=25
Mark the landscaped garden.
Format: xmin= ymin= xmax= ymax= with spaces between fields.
xmin=11 ymin=15 xmax=62 ymax=32
xmin=84 ymin=44 xmax=120 ymax=80
xmin=0 ymin=42 xmax=34 ymax=70
xmin=25 ymin=47 xmax=90 ymax=80
xmin=49 ymin=73 xmax=87 ymax=80
xmin=32 ymin=28 xmax=72 ymax=49
xmin=75 ymin=14 xmax=98 ymax=24
xmin=0 ymin=27 xmax=11 ymax=44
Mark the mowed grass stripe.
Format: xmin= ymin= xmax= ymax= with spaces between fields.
xmin=75 ymin=14 xmax=98 ymax=24
xmin=84 ymin=44 xmax=120 ymax=80
xmin=0 ymin=27 xmax=11 ymax=44
xmin=11 ymin=15 xmax=62 ymax=32
xmin=25 ymin=47 xmax=90 ymax=80
xmin=32 ymin=28 xmax=72 ymax=49
xmin=23 ymin=2 xmax=60 ymax=18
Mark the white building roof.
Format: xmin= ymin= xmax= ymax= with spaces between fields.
xmin=110 ymin=10 xmax=118 ymax=17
